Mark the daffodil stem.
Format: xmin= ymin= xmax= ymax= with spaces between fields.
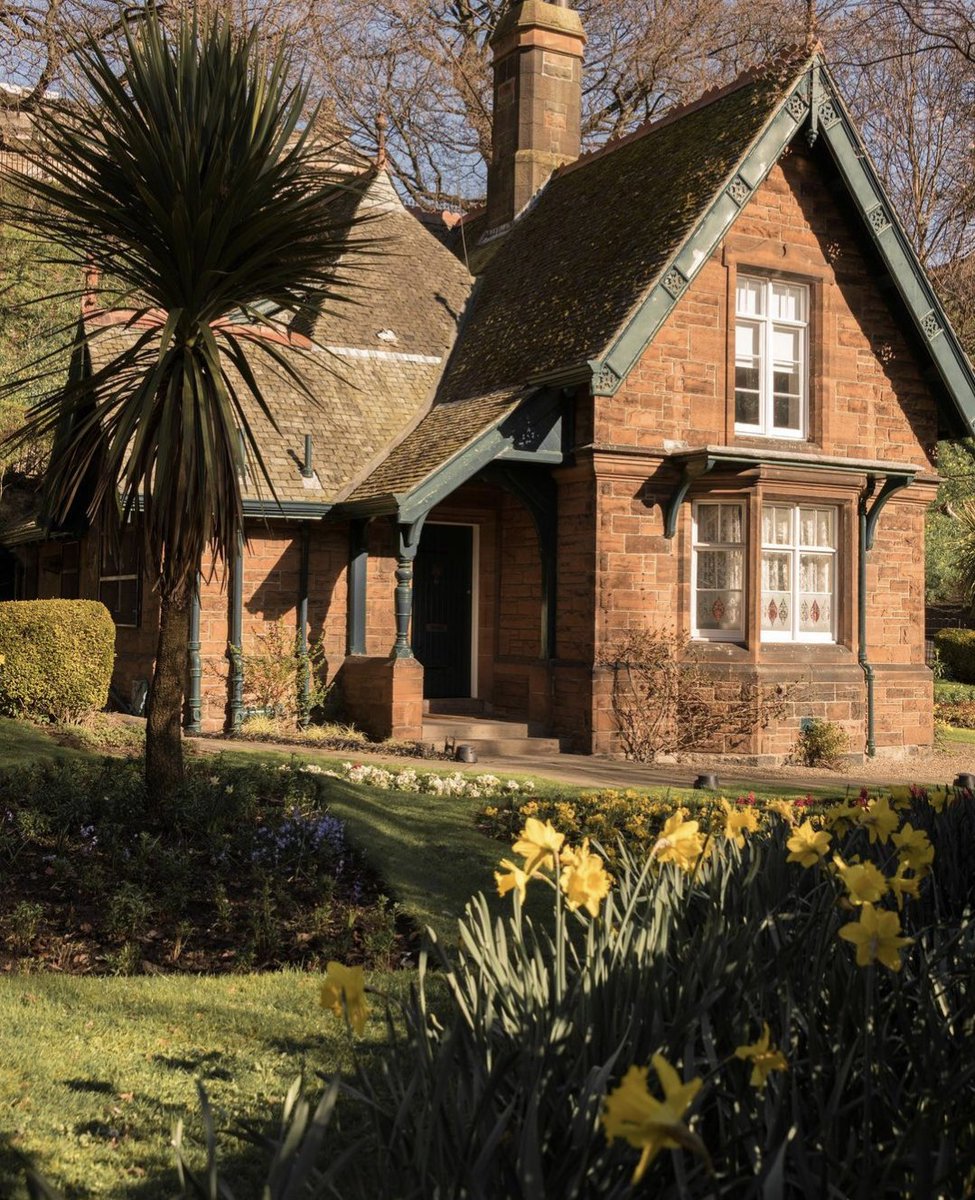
xmin=554 ymin=851 xmax=566 ymax=1003
xmin=861 ymin=963 xmax=875 ymax=1188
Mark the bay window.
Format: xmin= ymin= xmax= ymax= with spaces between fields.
xmin=735 ymin=275 xmax=808 ymax=439
xmin=692 ymin=498 xmax=839 ymax=645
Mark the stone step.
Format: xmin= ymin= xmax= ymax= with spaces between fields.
xmin=428 ymin=734 xmax=563 ymax=757
xmin=423 ymin=717 xmax=530 ymax=740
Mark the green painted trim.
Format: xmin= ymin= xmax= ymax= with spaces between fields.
xmin=814 ymin=63 xmax=975 ymax=437
xmin=185 ymin=578 xmax=202 ymax=734
xmin=396 ymin=388 xmax=564 ymax=525
xmin=242 ymin=499 xmax=331 ymax=518
xmin=598 ymin=82 xmax=810 ymax=392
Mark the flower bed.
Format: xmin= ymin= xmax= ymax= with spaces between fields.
xmin=331 ymin=760 xmax=535 ymax=799
xmin=0 ymin=757 xmax=410 ymax=974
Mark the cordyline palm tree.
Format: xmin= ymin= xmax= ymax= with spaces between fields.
xmin=1 ymin=9 xmax=364 ymax=801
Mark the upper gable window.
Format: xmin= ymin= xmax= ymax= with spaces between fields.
xmin=735 ymin=276 xmax=808 ymax=439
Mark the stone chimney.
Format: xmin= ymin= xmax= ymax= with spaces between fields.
xmin=486 ymin=0 xmax=585 ymax=231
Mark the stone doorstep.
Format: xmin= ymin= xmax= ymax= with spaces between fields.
xmin=421 ymin=714 xmax=563 ymax=757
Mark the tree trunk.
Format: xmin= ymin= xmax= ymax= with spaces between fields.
xmin=146 ymin=590 xmax=190 ymax=803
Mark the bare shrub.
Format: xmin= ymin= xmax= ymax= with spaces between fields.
xmin=599 ymin=627 xmax=796 ymax=762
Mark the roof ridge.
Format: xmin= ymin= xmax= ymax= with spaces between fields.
xmin=554 ymin=45 xmax=814 ymax=182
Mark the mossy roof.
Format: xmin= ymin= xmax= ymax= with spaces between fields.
xmin=349 ymin=55 xmax=807 ymax=504
xmin=436 ymin=58 xmax=804 ymax=404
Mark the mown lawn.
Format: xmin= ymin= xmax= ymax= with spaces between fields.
xmin=0 ymin=970 xmax=416 ymax=1199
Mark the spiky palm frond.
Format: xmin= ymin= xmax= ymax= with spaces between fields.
xmin=1 ymin=9 xmax=367 ymax=595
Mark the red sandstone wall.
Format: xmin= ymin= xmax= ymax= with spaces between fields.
xmin=567 ymin=142 xmax=938 ymax=758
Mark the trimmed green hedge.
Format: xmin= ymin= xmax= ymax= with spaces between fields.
xmin=935 ymin=628 xmax=975 ymax=684
xmin=0 ymin=599 xmax=115 ymax=721
xmin=935 ymin=680 xmax=975 ymax=704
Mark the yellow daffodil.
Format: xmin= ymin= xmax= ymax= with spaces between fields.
xmin=826 ymin=801 xmax=862 ymax=836
xmin=786 ymin=820 xmax=831 ymax=868
xmin=512 ymin=816 xmax=565 ymax=876
xmin=888 ymin=861 xmax=921 ymax=910
xmin=733 ymin=1023 xmax=788 ymax=1091
xmin=495 ymin=858 xmax=532 ymax=903
xmin=928 ymin=788 xmax=949 ymax=814
xmin=838 ymin=902 xmax=913 ymax=972
xmin=891 ymin=823 xmax=934 ymax=875
xmin=719 ymin=799 xmax=760 ymax=848
xmin=559 ymin=839 xmax=612 ymax=917
xmin=858 ymin=795 xmax=899 ymax=845
xmin=650 ymin=811 xmax=706 ymax=872
xmin=601 ymin=1054 xmax=705 ymax=1183
xmin=768 ymin=799 xmax=796 ymax=825
xmin=320 ymin=961 xmax=368 ymax=1036
xmin=833 ymin=855 xmax=887 ymax=906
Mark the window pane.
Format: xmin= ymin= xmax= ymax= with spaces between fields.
xmin=762 ymin=506 xmax=792 ymax=546
xmin=735 ymin=388 xmax=760 ymax=425
xmin=773 ymin=392 xmax=801 ymax=430
xmin=771 ymin=283 xmax=804 ymax=322
xmin=696 ymin=504 xmax=720 ymax=543
xmin=697 ymin=589 xmax=742 ymax=631
xmin=720 ymin=506 xmax=742 ymax=543
xmin=736 ymin=277 xmax=763 ymax=316
xmin=800 ymin=553 xmax=832 ymax=594
xmin=772 ymin=326 xmax=799 ymax=363
xmin=736 ymin=322 xmax=759 ymax=358
xmin=698 ymin=549 xmax=742 ymax=590
xmin=762 ymin=551 xmax=791 ymax=592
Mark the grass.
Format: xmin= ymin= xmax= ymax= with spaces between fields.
xmin=0 ymin=717 xmax=83 ymax=766
xmin=937 ymin=723 xmax=975 ymax=747
xmin=0 ymin=969 xmax=415 ymax=1199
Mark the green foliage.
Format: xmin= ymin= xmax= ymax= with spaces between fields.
xmin=234 ymin=621 xmax=331 ymax=724
xmin=477 ymin=786 xmax=826 ymax=856
xmin=934 ymin=680 xmax=975 ymax=702
xmin=0 ymin=757 xmax=407 ymax=974
xmin=178 ymin=791 xmax=975 ymax=1198
xmin=0 ymin=599 xmax=115 ymax=722
xmin=927 ymin=440 xmax=975 ymax=604
xmin=935 ymin=627 xmax=975 ymax=682
xmin=791 ymin=718 xmax=849 ymax=768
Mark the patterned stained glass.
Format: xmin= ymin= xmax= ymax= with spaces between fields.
xmin=761 ymin=503 xmax=836 ymax=642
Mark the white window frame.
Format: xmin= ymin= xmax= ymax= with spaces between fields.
xmin=760 ymin=503 xmax=836 ymax=644
xmin=734 ymin=275 xmax=808 ymax=440
xmin=691 ymin=501 xmax=745 ymax=642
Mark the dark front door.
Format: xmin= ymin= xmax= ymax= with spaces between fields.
xmin=412 ymin=524 xmax=473 ymax=698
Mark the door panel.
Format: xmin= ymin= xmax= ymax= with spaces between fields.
xmin=412 ymin=524 xmax=473 ymax=698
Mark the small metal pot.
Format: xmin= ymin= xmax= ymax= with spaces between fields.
xmin=455 ymin=744 xmax=478 ymax=764
xmin=953 ymin=772 xmax=975 ymax=791
xmin=693 ymin=773 xmax=720 ymax=790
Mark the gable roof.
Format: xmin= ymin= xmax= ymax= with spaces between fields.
xmin=347 ymin=48 xmax=975 ymax=514
xmin=436 ymin=56 xmax=803 ymax=405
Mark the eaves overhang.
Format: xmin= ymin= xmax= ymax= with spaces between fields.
xmin=242 ymin=499 xmax=331 ymax=520
xmin=331 ymin=386 xmax=567 ymax=526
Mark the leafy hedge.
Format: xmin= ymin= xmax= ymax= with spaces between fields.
xmin=0 ymin=599 xmax=115 ymax=721
xmin=935 ymin=628 xmax=975 ymax=683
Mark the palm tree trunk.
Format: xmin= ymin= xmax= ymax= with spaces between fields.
xmin=146 ymin=590 xmax=189 ymax=800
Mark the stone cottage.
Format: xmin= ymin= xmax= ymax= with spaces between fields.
xmin=9 ymin=0 xmax=975 ymax=760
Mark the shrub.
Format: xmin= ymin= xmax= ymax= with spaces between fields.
xmin=0 ymin=599 xmax=115 ymax=721
xmin=934 ymin=627 xmax=975 ymax=682
xmin=791 ymin=718 xmax=849 ymax=767
xmin=598 ymin=627 xmax=795 ymax=761
xmin=934 ymin=680 xmax=975 ymax=703
xmin=232 ymin=620 xmax=330 ymax=725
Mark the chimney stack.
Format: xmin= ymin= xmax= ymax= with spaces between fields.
xmin=486 ymin=1 xmax=585 ymax=232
